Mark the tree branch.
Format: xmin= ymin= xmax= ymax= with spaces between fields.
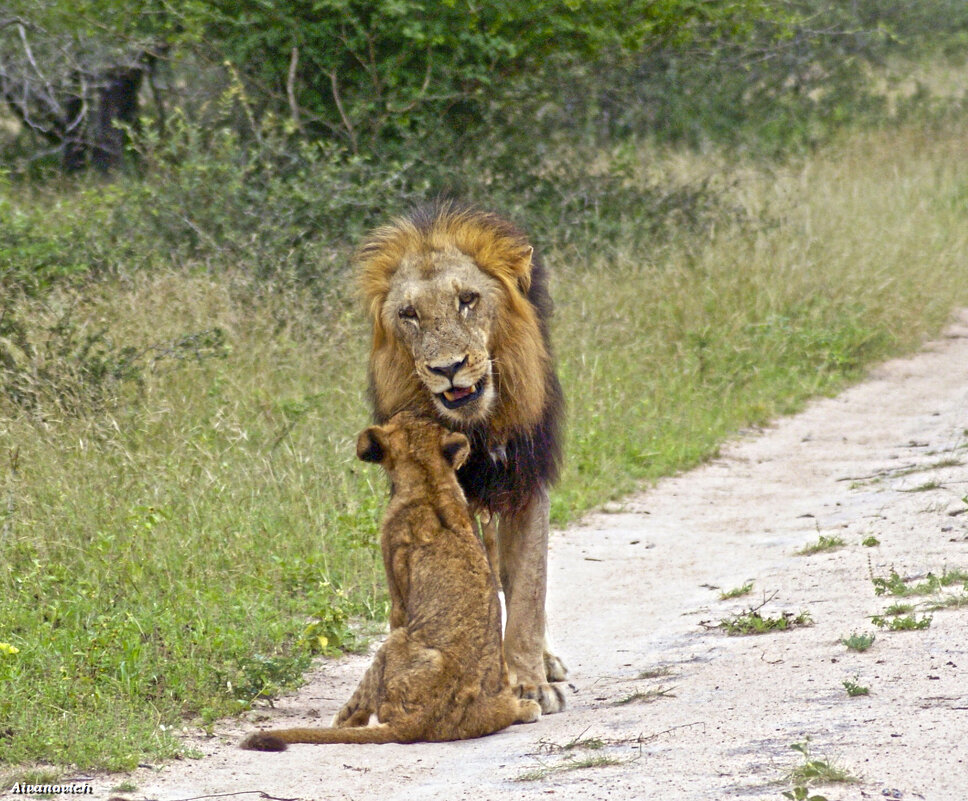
xmin=327 ymin=69 xmax=357 ymax=154
xmin=286 ymin=45 xmax=302 ymax=133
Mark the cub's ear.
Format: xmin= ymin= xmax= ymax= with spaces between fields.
xmin=440 ymin=431 xmax=470 ymax=470
xmin=357 ymin=426 xmax=388 ymax=464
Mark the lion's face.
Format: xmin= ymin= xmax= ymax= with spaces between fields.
xmin=380 ymin=247 xmax=502 ymax=425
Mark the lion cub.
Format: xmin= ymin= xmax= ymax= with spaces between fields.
xmin=241 ymin=412 xmax=541 ymax=749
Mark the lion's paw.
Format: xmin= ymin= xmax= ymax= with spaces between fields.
xmin=515 ymin=681 xmax=565 ymax=714
xmin=544 ymin=650 xmax=568 ymax=683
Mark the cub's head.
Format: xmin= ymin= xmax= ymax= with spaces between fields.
xmin=356 ymin=411 xmax=470 ymax=482
xmin=359 ymin=202 xmax=549 ymax=432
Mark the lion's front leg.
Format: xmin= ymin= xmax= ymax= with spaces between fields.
xmin=498 ymin=486 xmax=566 ymax=714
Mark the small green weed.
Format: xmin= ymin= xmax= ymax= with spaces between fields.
xmin=861 ymin=536 xmax=880 ymax=547
xmin=882 ymin=602 xmax=915 ymax=616
xmin=797 ymin=535 xmax=845 ymax=555
xmin=612 ymin=686 xmax=676 ymax=706
xmin=515 ymin=754 xmax=628 ymax=782
xmin=900 ymin=480 xmax=943 ymax=492
xmin=719 ymin=581 xmax=754 ymax=600
xmin=516 ymin=734 xmax=633 ymax=782
xmin=924 ymin=594 xmax=968 ymax=611
xmin=783 ymin=738 xmax=857 ymax=799
xmin=842 ymin=678 xmax=869 ymax=697
xmin=717 ymin=594 xmax=812 ymax=635
xmin=840 ymin=632 xmax=875 ymax=652
xmin=637 ymin=666 xmax=673 ymax=680
xmin=783 ymin=789 xmax=829 ymax=801
xmin=871 ymin=613 xmax=932 ymax=630
xmin=871 ymin=568 xmax=968 ymax=597
xmin=719 ymin=609 xmax=812 ymax=635
xmin=535 ymin=733 xmax=607 ymax=754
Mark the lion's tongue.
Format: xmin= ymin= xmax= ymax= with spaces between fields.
xmin=444 ymin=386 xmax=474 ymax=402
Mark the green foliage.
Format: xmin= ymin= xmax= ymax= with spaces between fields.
xmin=719 ymin=608 xmax=812 ymax=636
xmin=0 ymin=185 xmax=92 ymax=295
xmin=842 ymin=678 xmax=870 ymax=697
xmin=9 ymin=0 xmax=966 ymax=173
xmin=179 ymin=0 xmax=782 ymax=151
xmin=840 ymin=633 xmax=876 ymax=652
xmin=871 ymin=567 xmax=968 ymax=596
xmin=783 ymin=737 xmax=857 ymax=798
xmin=871 ymin=613 xmax=932 ymax=630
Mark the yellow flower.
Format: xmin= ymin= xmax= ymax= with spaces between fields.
xmin=0 ymin=642 xmax=19 ymax=656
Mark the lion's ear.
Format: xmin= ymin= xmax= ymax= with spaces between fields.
xmin=357 ymin=426 xmax=388 ymax=464
xmin=516 ymin=245 xmax=534 ymax=294
xmin=440 ymin=431 xmax=470 ymax=471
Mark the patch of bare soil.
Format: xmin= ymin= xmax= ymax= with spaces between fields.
xmin=109 ymin=312 xmax=968 ymax=801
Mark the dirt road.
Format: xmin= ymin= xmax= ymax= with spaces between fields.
xmin=111 ymin=312 xmax=968 ymax=800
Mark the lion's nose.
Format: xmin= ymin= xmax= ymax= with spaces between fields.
xmin=428 ymin=357 xmax=467 ymax=380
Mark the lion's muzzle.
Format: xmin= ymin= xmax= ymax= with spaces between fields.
xmin=439 ymin=378 xmax=487 ymax=409
xmin=419 ymin=355 xmax=494 ymax=421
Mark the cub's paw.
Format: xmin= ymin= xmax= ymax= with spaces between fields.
xmin=517 ymin=698 xmax=542 ymax=724
xmin=544 ymin=650 xmax=569 ymax=683
xmin=333 ymin=707 xmax=370 ymax=728
xmin=515 ymin=681 xmax=566 ymax=714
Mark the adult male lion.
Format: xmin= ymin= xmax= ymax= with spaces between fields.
xmin=358 ymin=200 xmax=566 ymax=713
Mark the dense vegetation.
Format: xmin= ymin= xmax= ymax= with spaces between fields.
xmin=1 ymin=0 xmax=967 ymax=776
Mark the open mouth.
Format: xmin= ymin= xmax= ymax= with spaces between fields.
xmin=438 ymin=380 xmax=485 ymax=410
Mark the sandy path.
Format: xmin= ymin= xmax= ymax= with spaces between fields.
xmin=111 ymin=312 xmax=968 ymax=800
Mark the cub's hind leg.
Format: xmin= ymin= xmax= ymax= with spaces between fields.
xmin=333 ymin=637 xmax=391 ymax=728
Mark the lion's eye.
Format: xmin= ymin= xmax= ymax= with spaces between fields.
xmin=458 ymin=291 xmax=479 ymax=310
xmin=398 ymin=306 xmax=418 ymax=321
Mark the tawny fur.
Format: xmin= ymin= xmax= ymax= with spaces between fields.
xmin=240 ymin=412 xmax=541 ymax=750
xmin=356 ymin=200 xmax=567 ymax=715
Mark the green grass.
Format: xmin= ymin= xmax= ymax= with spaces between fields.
xmin=797 ymin=535 xmax=846 ymax=556
xmin=2 ymin=117 xmax=968 ymax=771
xmin=548 ymin=123 xmax=968 ymax=520
xmin=719 ymin=581 xmax=754 ymax=600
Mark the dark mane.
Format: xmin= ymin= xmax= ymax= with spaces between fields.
xmin=459 ymin=243 xmax=563 ymax=514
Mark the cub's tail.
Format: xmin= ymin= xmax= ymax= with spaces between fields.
xmin=241 ymin=724 xmax=405 ymax=750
